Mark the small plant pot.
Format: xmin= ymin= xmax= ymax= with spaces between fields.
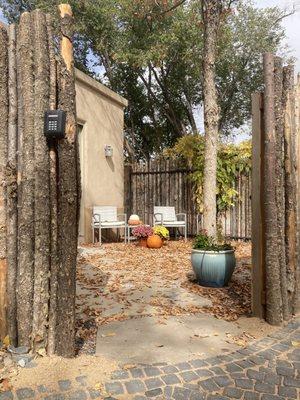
xmin=128 ymin=220 xmax=141 ymax=226
xmin=147 ymin=234 xmax=163 ymax=249
xmin=191 ymin=249 xmax=236 ymax=288
xmin=137 ymin=238 xmax=148 ymax=247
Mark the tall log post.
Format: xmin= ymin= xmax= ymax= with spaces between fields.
xmin=46 ymin=13 xmax=59 ymax=356
xmin=31 ymin=10 xmax=51 ymax=351
xmin=263 ymin=53 xmax=282 ymax=325
xmin=274 ymin=57 xmax=289 ymax=321
xmin=17 ymin=12 xmax=35 ymax=346
xmin=6 ymin=23 xmax=18 ymax=344
xmin=0 ymin=25 xmax=8 ymax=340
xmin=295 ymin=73 xmax=300 ymax=314
xmin=251 ymin=92 xmax=265 ymax=319
xmin=282 ymin=65 xmax=297 ymax=312
xmin=55 ymin=4 xmax=80 ymax=357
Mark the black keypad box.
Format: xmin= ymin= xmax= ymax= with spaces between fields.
xmin=44 ymin=110 xmax=66 ymax=139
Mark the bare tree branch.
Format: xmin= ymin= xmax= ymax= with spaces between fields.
xmin=158 ymin=0 xmax=187 ymax=16
xmin=273 ymin=5 xmax=296 ymax=27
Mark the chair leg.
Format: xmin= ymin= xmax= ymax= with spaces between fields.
xmin=124 ymin=226 xmax=126 ymax=244
xmin=99 ymin=226 xmax=102 ymax=246
xmin=185 ymin=225 xmax=187 ymax=241
xmin=92 ymin=227 xmax=95 ymax=244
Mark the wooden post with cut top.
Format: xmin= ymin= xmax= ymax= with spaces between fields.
xmin=251 ymin=92 xmax=265 ymax=319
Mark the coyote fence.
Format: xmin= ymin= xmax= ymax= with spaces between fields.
xmin=125 ymin=159 xmax=251 ymax=239
xmin=0 ymin=5 xmax=80 ymax=357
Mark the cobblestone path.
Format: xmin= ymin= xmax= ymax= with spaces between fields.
xmin=1 ymin=319 xmax=299 ymax=400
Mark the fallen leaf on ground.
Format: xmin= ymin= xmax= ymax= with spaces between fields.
xmin=291 ymin=341 xmax=300 ymax=347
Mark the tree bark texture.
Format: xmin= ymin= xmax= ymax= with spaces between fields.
xmin=55 ymin=4 xmax=80 ymax=357
xmin=263 ymin=53 xmax=282 ymax=326
xmin=0 ymin=25 xmax=8 ymax=340
xmin=31 ymin=9 xmax=51 ymax=352
xmin=46 ymin=13 xmax=59 ymax=356
xmin=295 ymin=73 xmax=300 ymax=314
xmin=0 ymin=7 xmax=78 ymax=353
xmin=273 ymin=57 xmax=289 ymax=321
xmin=6 ymin=23 xmax=18 ymax=344
xmin=202 ymin=0 xmax=222 ymax=237
xmin=17 ymin=11 xmax=35 ymax=347
xmin=282 ymin=66 xmax=297 ymax=312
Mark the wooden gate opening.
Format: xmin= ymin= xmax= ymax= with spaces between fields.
xmin=125 ymin=160 xmax=251 ymax=240
xmin=0 ymin=4 xmax=80 ymax=357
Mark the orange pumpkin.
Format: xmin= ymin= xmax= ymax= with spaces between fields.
xmin=147 ymin=234 xmax=163 ymax=249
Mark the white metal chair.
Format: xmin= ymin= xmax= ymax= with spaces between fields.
xmin=153 ymin=206 xmax=187 ymax=241
xmin=92 ymin=206 xmax=127 ymax=245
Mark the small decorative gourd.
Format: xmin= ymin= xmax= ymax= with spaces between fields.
xmin=128 ymin=214 xmax=141 ymax=225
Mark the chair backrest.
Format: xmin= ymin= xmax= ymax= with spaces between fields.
xmin=93 ymin=206 xmax=117 ymax=222
xmin=154 ymin=206 xmax=176 ymax=222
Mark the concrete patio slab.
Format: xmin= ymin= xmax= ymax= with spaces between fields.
xmin=96 ymin=314 xmax=244 ymax=365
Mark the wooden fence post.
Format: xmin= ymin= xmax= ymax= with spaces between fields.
xmin=46 ymin=13 xmax=59 ymax=356
xmin=263 ymin=53 xmax=282 ymax=325
xmin=274 ymin=57 xmax=289 ymax=321
xmin=16 ymin=12 xmax=36 ymax=346
xmin=295 ymin=74 xmax=300 ymax=313
xmin=55 ymin=3 xmax=79 ymax=357
xmin=6 ymin=23 xmax=18 ymax=344
xmin=251 ymin=92 xmax=265 ymax=319
xmin=283 ymin=65 xmax=297 ymax=311
xmin=0 ymin=24 xmax=8 ymax=340
xmin=124 ymin=164 xmax=132 ymax=218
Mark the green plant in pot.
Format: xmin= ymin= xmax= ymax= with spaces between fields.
xmin=191 ymin=230 xmax=235 ymax=288
xmin=153 ymin=225 xmax=169 ymax=242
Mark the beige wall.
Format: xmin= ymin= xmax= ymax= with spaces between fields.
xmin=75 ymin=69 xmax=127 ymax=243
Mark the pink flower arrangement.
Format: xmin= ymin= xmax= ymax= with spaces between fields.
xmin=132 ymin=225 xmax=153 ymax=239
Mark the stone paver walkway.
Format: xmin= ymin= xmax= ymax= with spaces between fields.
xmin=1 ymin=319 xmax=299 ymax=400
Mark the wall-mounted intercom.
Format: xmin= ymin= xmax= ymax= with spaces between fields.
xmin=44 ymin=110 xmax=66 ymax=140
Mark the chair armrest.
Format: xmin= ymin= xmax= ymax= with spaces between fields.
xmin=154 ymin=213 xmax=163 ymax=224
xmin=93 ymin=213 xmax=101 ymax=224
xmin=176 ymin=213 xmax=186 ymax=221
xmin=117 ymin=213 xmax=127 ymax=223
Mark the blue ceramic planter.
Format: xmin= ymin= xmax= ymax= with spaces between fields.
xmin=191 ymin=249 xmax=236 ymax=288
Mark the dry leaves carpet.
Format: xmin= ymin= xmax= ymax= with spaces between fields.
xmin=76 ymin=240 xmax=252 ymax=354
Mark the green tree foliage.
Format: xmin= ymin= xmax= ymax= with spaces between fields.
xmin=0 ymin=0 xmax=290 ymax=158
xmin=165 ymin=134 xmax=251 ymax=211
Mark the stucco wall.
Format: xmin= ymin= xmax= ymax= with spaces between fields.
xmin=75 ymin=69 xmax=127 ymax=243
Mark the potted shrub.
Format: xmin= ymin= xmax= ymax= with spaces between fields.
xmin=132 ymin=225 xmax=153 ymax=247
xmin=191 ymin=230 xmax=235 ymax=287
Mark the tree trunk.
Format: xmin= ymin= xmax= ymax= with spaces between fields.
xmin=263 ymin=53 xmax=282 ymax=325
xmin=273 ymin=57 xmax=289 ymax=321
xmin=46 ymin=13 xmax=59 ymax=356
xmin=202 ymin=0 xmax=222 ymax=237
xmin=0 ymin=24 xmax=8 ymax=340
xmin=31 ymin=9 xmax=51 ymax=352
xmin=282 ymin=65 xmax=297 ymax=312
xmin=6 ymin=23 xmax=18 ymax=344
xmin=17 ymin=12 xmax=35 ymax=346
xmin=55 ymin=4 xmax=80 ymax=357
